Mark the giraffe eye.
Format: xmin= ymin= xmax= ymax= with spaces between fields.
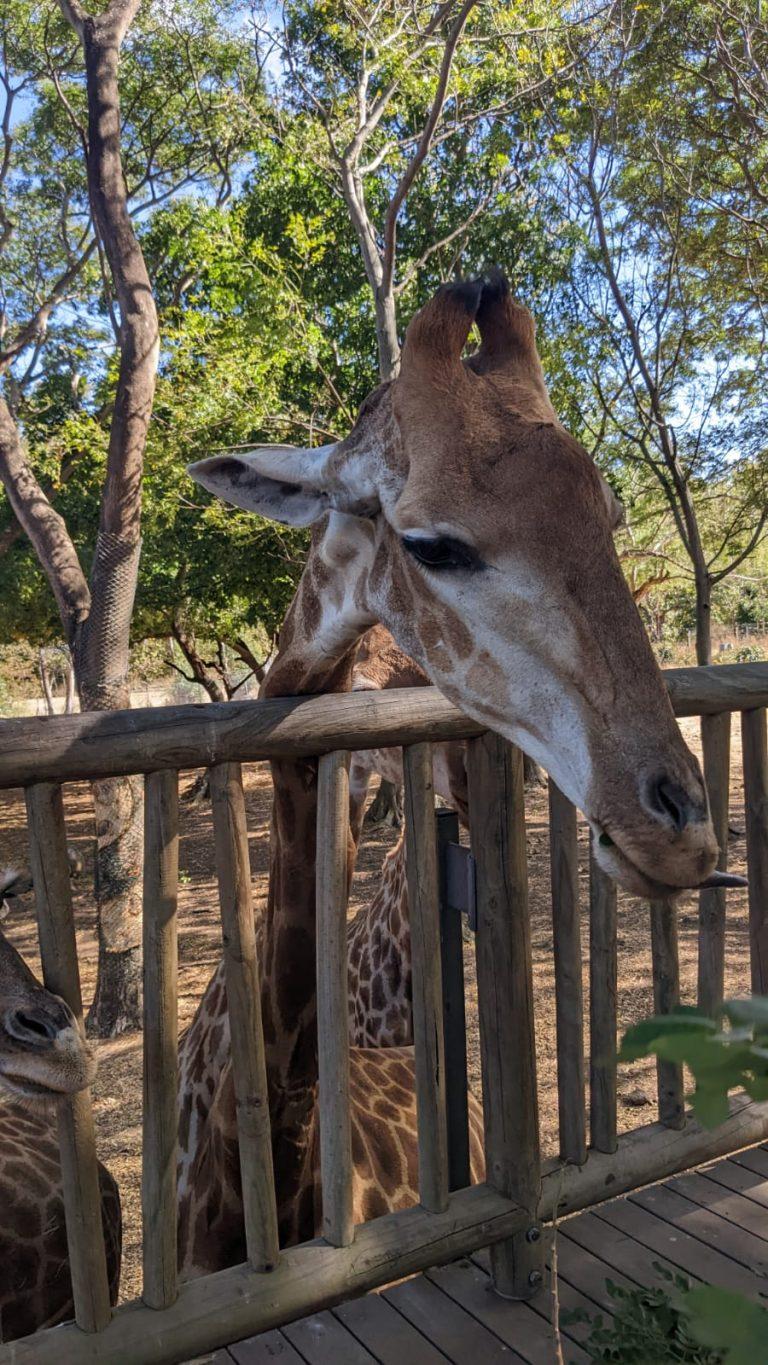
xmin=401 ymin=535 xmax=483 ymax=572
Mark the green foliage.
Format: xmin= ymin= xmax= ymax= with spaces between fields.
xmin=682 ymin=1285 xmax=768 ymax=1365
xmin=568 ymin=1265 xmax=768 ymax=1364
xmin=619 ymin=998 xmax=768 ymax=1129
xmin=565 ymin=1265 xmax=723 ymax=1363
xmin=2 ymin=0 xmax=768 ymax=688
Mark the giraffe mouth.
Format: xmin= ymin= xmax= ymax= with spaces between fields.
xmin=592 ymin=827 xmax=746 ymax=899
xmin=0 ymin=1069 xmax=60 ymax=1104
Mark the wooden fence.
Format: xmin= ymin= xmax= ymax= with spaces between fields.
xmin=1 ymin=661 xmax=767 ymax=1363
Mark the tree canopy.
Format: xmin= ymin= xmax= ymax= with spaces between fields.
xmin=1 ymin=0 xmax=766 ymax=691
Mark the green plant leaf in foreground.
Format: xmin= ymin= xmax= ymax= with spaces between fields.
xmin=681 ymin=1285 xmax=768 ymax=1365
xmin=619 ymin=999 xmax=768 ymax=1129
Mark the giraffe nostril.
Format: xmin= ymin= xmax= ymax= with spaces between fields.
xmin=645 ymin=774 xmax=706 ymax=835
xmin=5 ymin=1006 xmax=59 ymax=1047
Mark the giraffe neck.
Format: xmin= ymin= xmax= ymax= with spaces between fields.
xmin=259 ymin=524 xmax=375 ymax=1160
xmin=348 ymin=835 xmax=412 ymax=1047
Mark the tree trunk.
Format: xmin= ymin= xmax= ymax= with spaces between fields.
xmin=86 ymin=769 xmax=143 ymax=1035
xmin=1 ymin=1 xmax=157 ymax=1037
xmin=523 ymin=754 xmax=546 ymax=788
xmin=695 ymin=568 xmax=713 ymax=666
xmin=364 ymin=777 xmax=403 ymax=828
xmin=63 ymin=649 xmax=76 ymax=714
xmin=38 ymin=649 xmax=56 ymax=715
xmin=68 ymin=0 xmax=159 ymax=1037
xmin=374 ymin=285 xmax=401 ymax=382
xmin=172 ymin=625 xmax=231 ymax=702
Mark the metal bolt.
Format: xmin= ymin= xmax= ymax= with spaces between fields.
xmin=525 ymin=1224 xmax=541 ymax=1244
xmin=528 ymin=1269 xmax=544 ymax=1290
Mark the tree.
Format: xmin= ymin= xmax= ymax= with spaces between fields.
xmin=0 ymin=0 xmax=265 ymax=1032
xmin=261 ymin=1 xmax=572 ymax=380
xmin=251 ymin=1 xmax=583 ymax=793
xmin=528 ymin=1 xmax=768 ymax=663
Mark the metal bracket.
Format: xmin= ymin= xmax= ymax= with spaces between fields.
xmin=444 ymin=841 xmax=477 ymax=932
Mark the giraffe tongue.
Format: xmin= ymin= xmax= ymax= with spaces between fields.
xmin=696 ymin=870 xmax=748 ymax=890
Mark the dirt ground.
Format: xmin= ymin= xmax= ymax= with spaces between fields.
xmin=0 ymin=718 xmax=751 ymax=1304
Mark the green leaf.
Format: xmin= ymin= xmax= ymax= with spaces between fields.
xmin=682 ymin=1285 xmax=768 ymax=1364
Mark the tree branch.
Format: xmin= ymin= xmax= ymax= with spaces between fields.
xmin=380 ymin=0 xmax=478 ymax=297
xmin=0 ymin=396 xmax=90 ymax=638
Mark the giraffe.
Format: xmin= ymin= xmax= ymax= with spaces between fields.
xmin=176 ymin=602 xmax=486 ymax=1275
xmin=183 ymin=275 xmax=720 ymax=1274
xmin=191 ymin=275 xmax=717 ymax=897
xmin=0 ymin=882 xmax=121 ymax=1341
xmin=347 ymin=624 xmax=469 ymax=1048
xmin=176 ymin=623 xmax=461 ymax=1203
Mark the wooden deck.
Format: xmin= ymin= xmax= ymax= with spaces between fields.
xmin=211 ymin=1146 xmax=768 ymax=1364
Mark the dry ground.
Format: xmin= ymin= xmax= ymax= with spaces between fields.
xmin=0 ymin=718 xmax=751 ymax=1303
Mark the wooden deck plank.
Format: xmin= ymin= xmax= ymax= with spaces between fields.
xmin=228 ymin=1330 xmax=306 ymax=1364
xmin=384 ymin=1274 xmax=527 ymax=1363
xmin=429 ymin=1257 xmax=592 ymax=1365
xmin=596 ymin=1195 xmax=768 ymax=1299
xmin=666 ymin=1170 xmax=768 ymax=1242
xmin=215 ymin=1147 xmax=768 ymax=1365
xmin=630 ymin=1182 xmax=768 ymax=1274
xmin=283 ymin=1310 xmax=377 ymax=1364
xmin=333 ymin=1291 xmax=449 ymax=1364
xmin=697 ymin=1157 xmax=768 ymax=1209
xmin=560 ymin=1207 xmax=697 ymax=1291
xmin=731 ymin=1146 xmax=768 ymax=1178
xmin=554 ymin=1230 xmax=642 ymax=1314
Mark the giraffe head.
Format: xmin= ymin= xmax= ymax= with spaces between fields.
xmin=190 ymin=276 xmax=718 ymax=898
xmin=0 ymin=875 xmax=94 ymax=1102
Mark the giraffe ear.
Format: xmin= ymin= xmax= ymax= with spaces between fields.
xmin=188 ymin=444 xmax=379 ymax=527
xmin=599 ymin=475 xmax=625 ymax=531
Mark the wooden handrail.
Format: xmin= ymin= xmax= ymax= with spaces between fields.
xmin=1 ymin=662 xmax=767 ymax=789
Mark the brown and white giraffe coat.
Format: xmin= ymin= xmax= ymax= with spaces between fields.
xmin=176 ymin=624 xmax=464 ymax=1213
xmin=184 ymin=275 xmax=720 ymax=1275
xmin=0 ymin=894 xmax=121 ymax=1341
xmin=193 ymin=276 xmax=717 ymax=899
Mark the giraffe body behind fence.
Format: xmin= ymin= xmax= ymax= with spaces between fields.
xmin=0 ymin=889 xmax=121 ymax=1342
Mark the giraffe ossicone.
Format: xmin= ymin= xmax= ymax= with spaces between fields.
xmin=190 ymin=273 xmax=718 ymax=899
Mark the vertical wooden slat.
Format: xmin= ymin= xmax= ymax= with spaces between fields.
xmin=742 ymin=707 xmax=768 ymax=994
xmin=435 ymin=808 xmax=470 ymax=1192
xmin=142 ymin=770 xmax=179 ymax=1308
xmin=649 ymin=899 xmax=684 ymax=1128
xmin=548 ymin=781 xmax=587 ymax=1167
xmin=698 ymin=710 xmax=731 ymax=1013
xmin=589 ymin=837 xmax=617 ymax=1155
xmin=403 ymin=741 xmax=450 ymax=1215
xmin=209 ymin=762 xmax=279 ymax=1271
xmin=466 ymin=733 xmax=542 ymax=1299
xmin=25 ymin=782 xmax=112 ymax=1334
xmin=316 ymin=751 xmax=354 ymax=1247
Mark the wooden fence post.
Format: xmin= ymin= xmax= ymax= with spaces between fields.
xmin=209 ymin=762 xmax=279 ymax=1272
xmin=316 ymin=751 xmax=354 ymax=1247
xmin=548 ymin=782 xmax=587 ymax=1166
xmin=435 ymin=808 xmax=471 ymax=1192
xmin=698 ymin=712 xmax=731 ymax=1013
xmin=466 ymin=733 xmax=542 ymax=1299
xmin=142 ymin=769 xmax=180 ymax=1308
xmin=649 ymin=899 xmax=684 ymax=1129
xmin=589 ymin=838 xmax=618 ymax=1155
xmin=742 ymin=707 xmax=768 ymax=994
xmin=403 ymin=742 xmax=450 ymax=1214
xmin=26 ymin=782 xmax=113 ymax=1333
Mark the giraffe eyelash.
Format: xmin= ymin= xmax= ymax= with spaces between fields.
xmin=400 ymin=535 xmax=484 ymax=572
